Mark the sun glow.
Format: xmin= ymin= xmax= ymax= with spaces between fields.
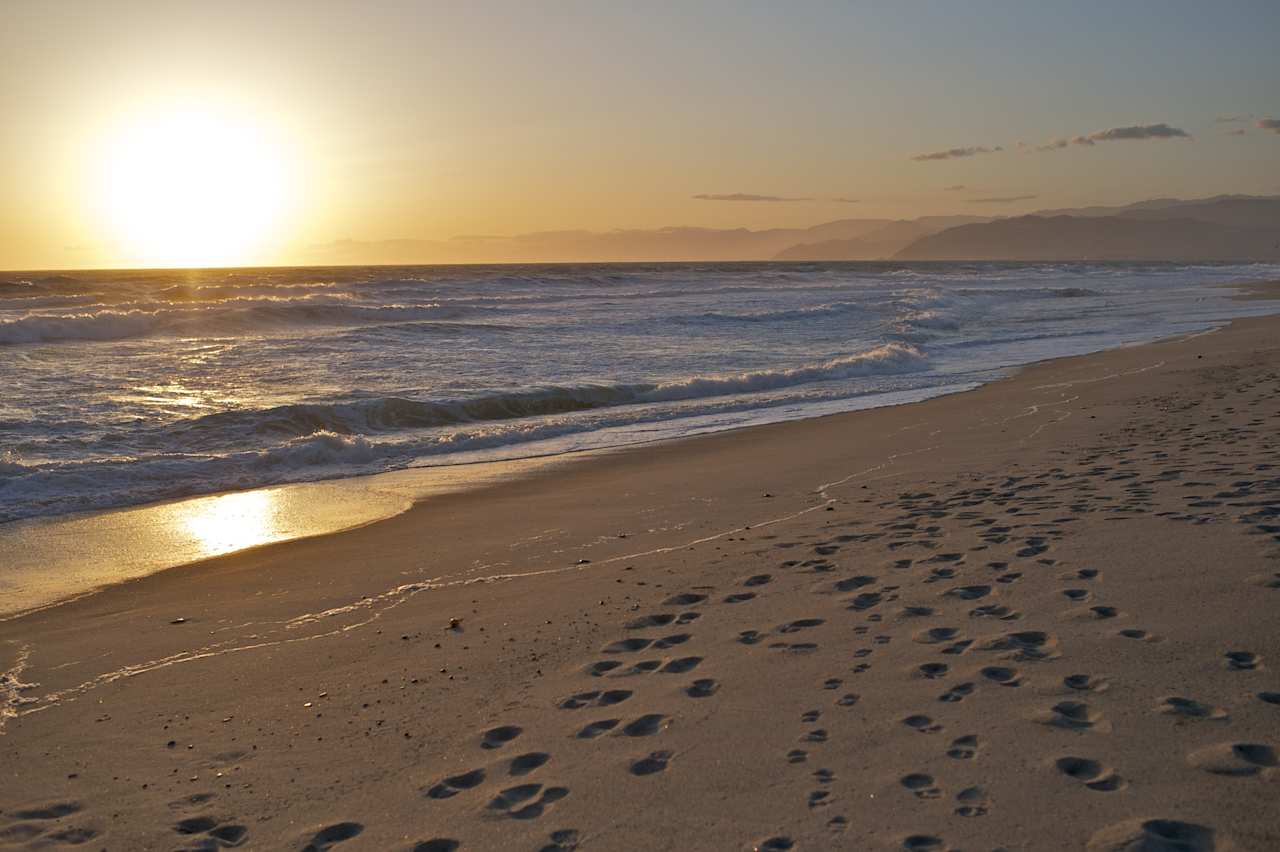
xmin=95 ymin=105 xmax=297 ymax=267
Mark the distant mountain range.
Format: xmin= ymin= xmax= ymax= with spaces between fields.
xmin=894 ymin=196 xmax=1280 ymax=261
xmin=304 ymin=196 xmax=1280 ymax=265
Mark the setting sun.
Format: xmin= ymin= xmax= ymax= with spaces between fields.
xmin=95 ymin=106 xmax=296 ymax=267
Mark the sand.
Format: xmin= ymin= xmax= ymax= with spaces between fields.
xmin=2 ymin=308 xmax=1280 ymax=851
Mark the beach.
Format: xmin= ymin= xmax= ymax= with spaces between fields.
xmin=3 ymin=304 xmax=1280 ymax=850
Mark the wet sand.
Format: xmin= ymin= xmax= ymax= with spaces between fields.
xmin=2 ymin=307 xmax=1280 ymax=851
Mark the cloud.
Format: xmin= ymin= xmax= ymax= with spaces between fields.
xmin=1075 ymin=123 xmax=1190 ymax=145
xmin=829 ymin=197 xmax=860 ymax=203
xmin=1258 ymin=118 xmax=1280 ymax=134
xmin=968 ymin=194 xmax=1037 ymax=204
xmin=1034 ymin=138 xmax=1071 ymax=152
xmin=1031 ymin=122 xmax=1191 ymax=152
xmin=910 ymin=145 xmax=1002 ymax=162
xmin=1216 ymin=114 xmax=1252 ymax=123
xmin=692 ymin=193 xmax=811 ymax=202
xmin=1221 ymin=128 xmax=1248 ymax=136
xmin=943 ymin=185 xmax=967 ymax=191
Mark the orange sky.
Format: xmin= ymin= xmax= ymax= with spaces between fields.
xmin=2 ymin=1 xmax=1278 ymax=269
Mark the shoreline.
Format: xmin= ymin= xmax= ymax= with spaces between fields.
xmin=4 ymin=277 xmax=1277 ymax=619
xmin=2 ymin=302 xmax=1279 ymax=850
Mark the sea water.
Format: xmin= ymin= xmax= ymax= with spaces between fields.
xmin=2 ymin=261 xmax=1277 ymax=525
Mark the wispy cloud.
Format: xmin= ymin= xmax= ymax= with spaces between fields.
xmin=1075 ymin=123 xmax=1190 ymax=145
xmin=1258 ymin=118 xmax=1280 ymax=134
xmin=910 ymin=145 xmax=1002 ymax=162
xmin=1029 ymin=122 xmax=1190 ymax=152
xmin=829 ymin=197 xmax=861 ymax=203
xmin=1221 ymin=128 xmax=1247 ymax=136
xmin=968 ymin=194 xmax=1037 ymax=204
xmin=943 ymin=185 xmax=967 ymax=191
xmin=692 ymin=193 xmax=811 ymax=202
xmin=1216 ymin=114 xmax=1252 ymax=123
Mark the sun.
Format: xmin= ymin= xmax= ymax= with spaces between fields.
xmin=96 ymin=106 xmax=297 ymax=267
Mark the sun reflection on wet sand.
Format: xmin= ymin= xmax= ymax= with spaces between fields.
xmin=178 ymin=490 xmax=278 ymax=557
xmin=0 ymin=455 xmax=565 ymax=620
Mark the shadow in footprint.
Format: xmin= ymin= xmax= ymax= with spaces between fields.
xmin=426 ymin=768 xmax=486 ymax=800
xmin=301 ymin=823 xmax=364 ymax=852
xmin=1056 ymin=756 xmax=1127 ymax=791
xmin=685 ymin=679 xmax=719 ymax=698
xmin=629 ymin=751 xmax=672 ymax=776
xmin=487 ymin=784 xmax=569 ymax=820
xmin=481 ymin=726 xmax=523 ymax=749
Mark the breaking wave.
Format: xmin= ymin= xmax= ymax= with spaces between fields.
xmin=0 ymin=300 xmax=479 ymax=345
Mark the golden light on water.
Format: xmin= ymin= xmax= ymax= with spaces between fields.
xmin=180 ymin=490 xmax=279 ymax=556
xmin=94 ymin=105 xmax=298 ymax=267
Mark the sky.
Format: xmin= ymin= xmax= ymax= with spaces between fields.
xmin=2 ymin=0 xmax=1278 ymax=269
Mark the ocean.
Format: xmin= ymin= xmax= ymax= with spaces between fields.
xmin=2 ymin=261 xmax=1277 ymax=525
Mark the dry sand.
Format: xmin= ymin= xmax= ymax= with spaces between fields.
xmin=2 ymin=308 xmax=1280 ymax=851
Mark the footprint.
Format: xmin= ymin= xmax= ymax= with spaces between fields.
xmin=1086 ymin=819 xmax=1218 ymax=852
xmin=685 ymin=678 xmax=720 ymax=698
xmin=585 ymin=661 xmax=622 ymax=677
xmin=938 ymin=682 xmax=975 ymax=703
xmin=980 ymin=630 xmax=1058 ymax=662
xmin=900 ymin=773 xmax=942 ymax=799
xmin=902 ymin=714 xmax=942 ymax=734
xmin=980 ymin=666 xmax=1022 ymax=687
xmin=1225 ymin=651 xmax=1262 ymax=671
xmin=426 ymin=768 xmax=486 ymax=799
xmin=801 ymin=729 xmax=829 ymax=743
xmin=808 ymin=789 xmax=832 ymax=808
xmin=901 ymin=836 xmax=948 ymax=851
xmin=558 ymin=689 xmax=633 ymax=710
xmin=1117 ymin=628 xmax=1160 ymax=642
xmin=753 ymin=838 xmax=794 ymax=852
xmin=301 ymin=823 xmax=364 ymax=852
xmin=537 ymin=829 xmax=580 ymax=852
xmin=660 ymin=657 xmax=702 ymax=674
xmin=913 ymin=627 xmax=962 ymax=645
xmin=954 ymin=786 xmax=989 ymax=817
xmin=510 ymin=753 xmax=551 ymax=776
xmin=745 ymin=574 xmax=773 ymax=587
xmin=916 ymin=662 xmax=950 ymax=680
xmin=778 ymin=618 xmax=825 ymax=633
xmin=1187 ymin=742 xmax=1278 ymax=777
xmin=663 ymin=593 xmax=707 ymax=606
xmin=603 ymin=637 xmax=652 ymax=654
xmin=723 ymin=593 xmax=756 ymax=604
xmin=786 ymin=749 xmax=808 ymax=764
xmin=835 ymin=576 xmax=878 ymax=592
xmin=1055 ymin=756 xmax=1127 ymax=791
xmin=576 ymin=719 xmax=619 ymax=739
xmin=1039 ymin=702 xmax=1108 ymax=732
xmin=1062 ymin=588 xmax=1091 ymax=602
xmin=944 ymin=585 xmax=991 ymax=601
xmin=629 ymin=750 xmax=672 ymax=776
xmin=835 ymin=693 xmax=860 ymax=707
xmin=1063 ymin=674 xmax=1107 ymax=692
xmin=1258 ymin=692 xmax=1280 ymax=706
xmin=801 ymin=709 xmax=821 ymax=723
xmin=1156 ymin=696 xmax=1228 ymax=721
xmin=482 ymin=725 xmax=523 ymax=749
xmin=737 ymin=630 xmax=765 ymax=645
xmin=626 ymin=613 xmax=675 ymax=629
xmin=1087 ymin=606 xmax=1119 ymax=620
xmin=970 ymin=604 xmax=1020 ymax=620
xmin=412 ymin=840 xmax=461 ymax=852
xmin=487 ymin=784 xmax=569 ymax=819
xmin=621 ymin=714 xmax=669 ymax=737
